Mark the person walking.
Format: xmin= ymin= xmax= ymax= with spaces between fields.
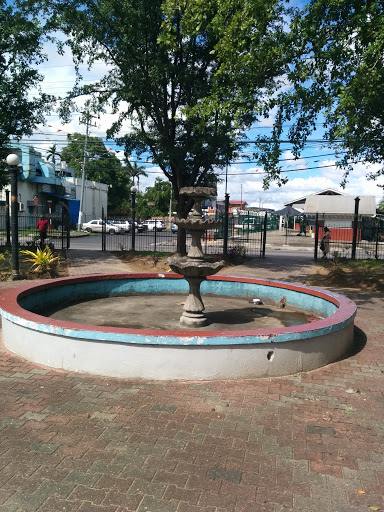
xmin=37 ymin=215 xmax=50 ymax=246
xmin=320 ymin=226 xmax=331 ymax=258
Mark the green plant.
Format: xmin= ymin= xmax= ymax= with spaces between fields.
xmin=226 ymin=245 xmax=247 ymax=265
xmin=20 ymin=246 xmax=61 ymax=276
xmin=0 ymin=250 xmax=11 ymax=267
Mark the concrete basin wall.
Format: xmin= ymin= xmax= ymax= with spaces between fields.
xmin=0 ymin=274 xmax=357 ymax=380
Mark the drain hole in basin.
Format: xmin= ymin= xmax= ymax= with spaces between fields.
xmin=267 ymin=350 xmax=274 ymax=361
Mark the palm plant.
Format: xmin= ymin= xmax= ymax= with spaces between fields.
xmin=46 ymin=144 xmax=62 ymax=167
xmin=21 ymin=246 xmax=61 ymax=276
xmin=125 ymin=158 xmax=147 ymax=191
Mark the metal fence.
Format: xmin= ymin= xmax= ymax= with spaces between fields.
xmin=314 ymin=214 xmax=384 ymax=260
xmin=0 ymin=212 xmax=70 ymax=250
xmin=103 ymin=212 xmax=278 ymax=257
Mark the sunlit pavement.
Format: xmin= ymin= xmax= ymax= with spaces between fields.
xmin=0 ymin=251 xmax=382 ymax=512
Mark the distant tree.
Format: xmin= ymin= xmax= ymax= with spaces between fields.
xmin=0 ymin=0 xmax=52 ymax=186
xmin=61 ymin=133 xmax=131 ymax=213
xmin=136 ymin=179 xmax=172 ymax=220
xmin=124 ymin=158 xmax=148 ymax=191
xmin=378 ymin=196 xmax=384 ymax=212
xmin=46 ymin=144 xmax=61 ymax=167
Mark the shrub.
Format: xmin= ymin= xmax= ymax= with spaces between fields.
xmin=20 ymin=247 xmax=61 ymax=277
xmin=227 ymin=244 xmax=247 ymax=264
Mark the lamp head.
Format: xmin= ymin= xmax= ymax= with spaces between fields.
xmin=131 ymin=185 xmax=138 ymax=193
xmin=6 ymin=154 xmax=20 ymax=167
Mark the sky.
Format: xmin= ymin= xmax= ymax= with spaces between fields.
xmin=21 ymin=27 xmax=384 ymax=212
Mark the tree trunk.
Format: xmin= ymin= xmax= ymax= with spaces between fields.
xmin=175 ymin=194 xmax=192 ymax=256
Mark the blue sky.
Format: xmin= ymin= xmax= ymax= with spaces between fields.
xmin=21 ymin=6 xmax=384 ymax=211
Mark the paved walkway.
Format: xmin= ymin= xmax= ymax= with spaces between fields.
xmin=0 ymin=251 xmax=383 ymax=512
xmin=66 ymin=248 xmax=315 ymax=284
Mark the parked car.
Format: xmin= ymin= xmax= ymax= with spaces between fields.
xmin=111 ymin=219 xmax=131 ymax=232
xmin=82 ymin=219 xmax=125 ymax=234
xmin=142 ymin=219 xmax=166 ymax=231
xmin=171 ymin=223 xmax=178 ymax=233
xmin=136 ymin=221 xmax=147 ymax=233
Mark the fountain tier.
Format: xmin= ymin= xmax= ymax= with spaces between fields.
xmin=168 ymin=186 xmax=225 ymax=326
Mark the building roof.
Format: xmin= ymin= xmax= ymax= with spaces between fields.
xmin=304 ymin=195 xmax=376 ymax=216
xmin=284 ymin=189 xmax=348 ymax=207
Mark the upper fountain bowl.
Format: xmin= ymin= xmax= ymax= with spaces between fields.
xmin=176 ymin=218 xmax=221 ymax=231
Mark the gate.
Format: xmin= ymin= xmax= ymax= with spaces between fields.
xmin=0 ymin=211 xmax=71 ymax=250
xmin=102 ymin=211 xmax=277 ymax=259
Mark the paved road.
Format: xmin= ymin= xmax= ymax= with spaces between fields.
xmin=70 ymin=232 xmax=179 ymax=251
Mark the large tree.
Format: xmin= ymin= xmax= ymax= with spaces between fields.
xmin=266 ymin=0 xmax=384 ymax=186
xmin=26 ymin=0 xmax=293 ymax=253
xmin=0 ymin=0 xmax=52 ymax=183
xmin=61 ymin=133 xmax=131 ymax=213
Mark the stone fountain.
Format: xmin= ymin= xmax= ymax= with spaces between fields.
xmin=167 ymin=187 xmax=225 ymax=327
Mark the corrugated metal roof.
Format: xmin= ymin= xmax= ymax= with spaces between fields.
xmin=284 ymin=188 xmax=348 ymax=207
xmin=304 ymin=195 xmax=376 ymax=216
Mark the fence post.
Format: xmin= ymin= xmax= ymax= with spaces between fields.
xmin=66 ymin=210 xmax=70 ymax=249
xmin=314 ymin=213 xmax=319 ymax=261
xmin=61 ymin=208 xmax=64 ymax=249
xmin=223 ymin=193 xmax=230 ymax=259
xmin=5 ymin=190 xmax=10 ymax=246
xmin=351 ymin=197 xmax=360 ymax=260
xmin=261 ymin=212 xmax=267 ymax=258
xmin=101 ymin=207 xmax=106 ymax=251
xmin=375 ymin=220 xmax=380 ymax=260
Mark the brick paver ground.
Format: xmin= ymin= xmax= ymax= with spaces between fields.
xmin=0 ymin=250 xmax=383 ymax=511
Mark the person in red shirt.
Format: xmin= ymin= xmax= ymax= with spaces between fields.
xmin=37 ymin=215 xmax=50 ymax=245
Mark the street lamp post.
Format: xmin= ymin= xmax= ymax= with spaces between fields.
xmin=6 ymin=154 xmax=21 ymax=280
xmin=131 ymin=185 xmax=137 ymax=251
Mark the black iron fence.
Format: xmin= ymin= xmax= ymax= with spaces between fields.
xmin=103 ymin=212 xmax=279 ymax=258
xmin=0 ymin=212 xmax=70 ymax=250
xmin=314 ymin=214 xmax=384 ymax=260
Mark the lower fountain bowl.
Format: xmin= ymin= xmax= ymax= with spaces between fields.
xmin=0 ymin=273 xmax=356 ymax=380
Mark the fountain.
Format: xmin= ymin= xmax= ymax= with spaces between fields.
xmin=167 ymin=187 xmax=225 ymax=327
xmin=0 ymin=188 xmax=357 ymax=380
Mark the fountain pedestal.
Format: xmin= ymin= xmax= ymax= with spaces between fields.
xmin=167 ymin=187 xmax=225 ymax=327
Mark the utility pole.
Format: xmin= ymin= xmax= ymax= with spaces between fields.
xmin=77 ymin=110 xmax=97 ymax=230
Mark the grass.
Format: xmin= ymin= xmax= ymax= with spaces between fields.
xmin=307 ymin=258 xmax=384 ymax=291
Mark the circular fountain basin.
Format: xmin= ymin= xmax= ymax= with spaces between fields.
xmin=0 ymin=273 xmax=356 ymax=380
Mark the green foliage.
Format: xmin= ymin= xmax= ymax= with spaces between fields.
xmin=226 ymin=244 xmax=247 ymax=265
xmin=23 ymin=0 xmax=292 ymax=219
xmin=124 ymin=159 xmax=148 ymax=190
xmin=46 ymin=144 xmax=61 ymax=167
xmin=0 ymin=250 xmax=11 ymax=267
xmin=269 ymin=0 xmax=384 ymax=185
xmin=20 ymin=246 xmax=61 ymax=276
xmin=136 ymin=178 xmax=172 ymax=219
xmin=61 ymin=133 xmax=131 ymax=213
xmin=0 ymin=0 xmax=52 ymax=177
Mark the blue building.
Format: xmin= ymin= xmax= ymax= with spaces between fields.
xmin=2 ymin=143 xmax=80 ymax=225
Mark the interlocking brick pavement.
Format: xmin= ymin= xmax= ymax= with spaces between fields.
xmin=0 ymin=251 xmax=383 ymax=511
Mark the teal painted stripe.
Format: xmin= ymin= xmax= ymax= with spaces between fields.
xmin=19 ymin=278 xmax=337 ymax=318
xmin=1 ymin=309 xmax=353 ymax=346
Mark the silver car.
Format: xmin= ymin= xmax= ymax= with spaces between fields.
xmin=82 ymin=219 xmax=125 ymax=234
